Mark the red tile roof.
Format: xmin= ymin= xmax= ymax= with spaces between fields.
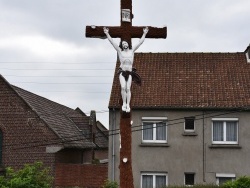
xmin=109 ymin=52 xmax=250 ymax=109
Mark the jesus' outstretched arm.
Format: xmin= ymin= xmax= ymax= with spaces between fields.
xmin=103 ymin=27 xmax=120 ymax=52
xmin=133 ymin=27 xmax=149 ymax=52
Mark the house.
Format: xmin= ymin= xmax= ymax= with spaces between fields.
xmin=108 ymin=45 xmax=250 ymax=187
xmin=0 ymin=74 xmax=108 ymax=187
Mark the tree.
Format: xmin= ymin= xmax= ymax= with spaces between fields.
xmin=0 ymin=162 xmax=53 ymax=188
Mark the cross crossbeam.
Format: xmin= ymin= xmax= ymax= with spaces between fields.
xmin=86 ymin=25 xmax=167 ymax=39
xmin=85 ymin=0 xmax=167 ymax=46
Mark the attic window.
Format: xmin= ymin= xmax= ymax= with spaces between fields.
xmin=184 ymin=117 xmax=195 ymax=132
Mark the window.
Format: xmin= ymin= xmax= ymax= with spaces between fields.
xmin=184 ymin=117 xmax=195 ymax=132
xmin=142 ymin=117 xmax=167 ymax=143
xmin=216 ymin=173 xmax=236 ymax=186
xmin=212 ymin=118 xmax=238 ymax=144
xmin=141 ymin=173 xmax=168 ymax=188
xmin=185 ymin=173 xmax=195 ymax=186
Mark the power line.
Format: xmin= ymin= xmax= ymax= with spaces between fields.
xmin=106 ymin=108 xmax=246 ymax=135
xmin=5 ymin=108 xmax=249 ymax=150
xmin=130 ymin=108 xmax=244 ymax=134
xmin=12 ymin=82 xmax=111 ymax=85
xmin=5 ymin=108 xmax=247 ymax=150
xmin=33 ymin=91 xmax=110 ymax=93
xmin=1 ymin=68 xmax=113 ymax=71
xmin=4 ymin=75 xmax=113 ymax=78
xmin=6 ymin=89 xmax=112 ymax=95
xmin=0 ymin=61 xmax=114 ymax=64
xmin=34 ymin=111 xmax=110 ymax=117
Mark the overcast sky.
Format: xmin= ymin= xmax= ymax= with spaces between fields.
xmin=0 ymin=0 xmax=250 ymax=128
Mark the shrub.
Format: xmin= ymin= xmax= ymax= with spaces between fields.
xmin=0 ymin=161 xmax=53 ymax=188
xmin=222 ymin=176 xmax=250 ymax=188
xmin=102 ymin=179 xmax=118 ymax=188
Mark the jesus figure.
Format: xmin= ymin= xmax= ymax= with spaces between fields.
xmin=104 ymin=27 xmax=149 ymax=112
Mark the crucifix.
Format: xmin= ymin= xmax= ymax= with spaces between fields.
xmin=86 ymin=1 xmax=167 ymax=187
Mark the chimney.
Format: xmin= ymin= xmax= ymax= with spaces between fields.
xmin=245 ymin=44 xmax=250 ymax=63
xmin=89 ymin=110 xmax=97 ymax=138
xmin=89 ymin=110 xmax=97 ymax=160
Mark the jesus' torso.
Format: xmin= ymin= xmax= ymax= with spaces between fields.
xmin=118 ymin=50 xmax=134 ymax=72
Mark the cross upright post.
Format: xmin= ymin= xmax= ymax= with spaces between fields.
xmin=86 ymin=1 xmax=167 ymax=187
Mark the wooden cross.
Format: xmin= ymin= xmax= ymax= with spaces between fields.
xmin=86 ymin=1 xmax=167 ymax=188
xmin=86 ymin=0 xmax=167 ymax=48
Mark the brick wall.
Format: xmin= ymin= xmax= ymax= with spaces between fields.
xmin=0 ymin=77 xmax=58 ymax=173
xmin=55 ymin=163 xmax=108 ymax=188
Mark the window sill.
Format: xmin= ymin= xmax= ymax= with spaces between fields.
xmin=209 ymin=144 xmax=242 ymax=149
xmin=140 ymin=143 xmax=170 ymax=147
xmin=182 ymin=132 xmax=198 ymax=136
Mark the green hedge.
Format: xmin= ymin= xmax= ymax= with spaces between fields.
xmin=222 ymin=176 xmax=250 ymax=188
xmin=102 ymin=180 xmax=119 ymax=188
xmin=167 ymin=185 xmax=219 ymax=188
xmin=0 ymin=162 xmax=52 ymax=188
xmin=101 ymin=176 xmax=250 ymax=188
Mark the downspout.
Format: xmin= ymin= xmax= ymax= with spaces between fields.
xmin=112 ymin=108 xmax=116 ymax=181
xmin=203 ymin=111 xmax=206 ymax=182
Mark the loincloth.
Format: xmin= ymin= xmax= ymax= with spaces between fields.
xmin=118 ymin=68 xmax=141 ymax=86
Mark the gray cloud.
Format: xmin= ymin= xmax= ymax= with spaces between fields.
xmin=0 ymin=0 xmax=250 ymax=127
